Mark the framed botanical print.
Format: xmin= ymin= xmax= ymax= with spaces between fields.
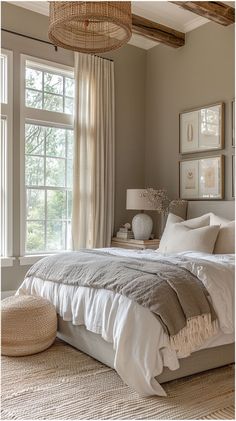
xmin=180 ymin=156 xmax=224 ymax=200
xmin=179 ymin=159 xmax=199 ymax=199
xmin=180 ymin=103 xmax=224 ymax=154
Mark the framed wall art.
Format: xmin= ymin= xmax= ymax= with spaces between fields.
xmin=180 ymin=156 xmax=224 ymax=200
xmin=180 ymin=103 xmax=224 ymax=154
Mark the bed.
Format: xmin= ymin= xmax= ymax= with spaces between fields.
xmin=16 ymin=201 xmax=235 ymax=397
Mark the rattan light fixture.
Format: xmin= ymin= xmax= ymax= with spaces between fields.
xmin=48 ymin=2 xmax=132 ymax=54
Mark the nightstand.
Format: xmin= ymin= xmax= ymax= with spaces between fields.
xmin=111 ymin=238 xmax=160 ymax=250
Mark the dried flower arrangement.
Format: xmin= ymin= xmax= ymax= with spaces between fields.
xmin=141 ymin=188 xmax=186 ymax=214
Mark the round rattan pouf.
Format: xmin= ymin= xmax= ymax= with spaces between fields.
xmin=1 ymin=295 xmax=57 ymax=356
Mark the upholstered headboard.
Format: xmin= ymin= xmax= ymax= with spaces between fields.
xmin=187 ymin=201 xmax=235 ymax=221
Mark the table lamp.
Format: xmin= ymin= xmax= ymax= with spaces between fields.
xmin=126 ymin=189 xmax=155 ymax=240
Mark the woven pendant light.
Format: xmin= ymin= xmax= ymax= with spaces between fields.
xmin=48 ymin=2 xmax=132 ymax=54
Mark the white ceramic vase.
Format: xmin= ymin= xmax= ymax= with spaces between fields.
xmin=132 ymin=213 xmax=153 ymax=240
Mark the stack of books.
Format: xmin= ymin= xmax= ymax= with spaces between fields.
xmin=116 ymin=227 xmax=134 ymax=240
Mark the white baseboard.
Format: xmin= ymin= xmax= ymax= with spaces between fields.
xmin=1 ymin=290 xmax=16 ymax=299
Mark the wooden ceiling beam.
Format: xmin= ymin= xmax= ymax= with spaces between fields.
xmin=170 ymin=2 xmax=235 ymax=26
xmin=131 ymin=14 xmax=185 ymax=48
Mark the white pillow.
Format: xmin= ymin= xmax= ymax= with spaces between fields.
xmin=159 ymin=224 xmax=220 ymax=254
xmin=159 ymin=213 xmax=211 ymax=252
xmin=210 ymin=214 xmax=235 ymax=254
xmin=210 ymin=214 xmax=231 ymax=226
xmin=184 ymin=213 xmax=211 ymax=228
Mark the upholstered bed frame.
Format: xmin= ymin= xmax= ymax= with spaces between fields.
xmin=187 ymin=200 xmax=235 ymax=220
xmin=57 ymin=201 xmax=235 ymax=384
xmin=57 ymin=318 xmax=234 ymax=384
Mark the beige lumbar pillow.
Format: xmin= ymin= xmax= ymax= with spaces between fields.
xmin=159 ymin=223 xmax=220 ymax=254
xmin=163 ymin=212 xmax=211 ymax=228
xmin=183 ymin=213 xmax=211 ymax=228
xmin=159 ymin=213 xmax=211 ymax=253
xmin=210 ymin=214 xmax=235 ymax=254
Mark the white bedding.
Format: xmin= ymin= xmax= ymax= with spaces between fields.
xmin=17 ymin=249 xmax=235 ymax=397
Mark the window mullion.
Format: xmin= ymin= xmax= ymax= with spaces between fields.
xmin=26 ymin=87 xmax=66 ymax=99
xmin=42 ymin=71 xmax=45 ymax=110
xmin=45 ymin=190 xmax=47 ymax=252
xmin=24 ymin=109 xmax=73 ymax=127
xmin=63 ymin=75 xmax=65 ymax=113
xmin=26 ymin=185 xmax=67 ymax=191
xmin=44 ymin=128 xmax=47 ymax=251
xmin=65 ymin=130 xmax=68 ymax=250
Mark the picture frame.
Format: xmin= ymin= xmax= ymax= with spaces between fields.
xmin=179 ymin=103 xmax=224 ymax=154
xmin=179 ymin=155 xmax=224 ymax=200
xmin=232 ymin=100 xmax=235 ymax=147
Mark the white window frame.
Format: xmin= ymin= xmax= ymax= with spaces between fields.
xmin=1 ymin=49 xmax=14 ymax=266
xmin=20 ymin=54 xmax=74 ymax=261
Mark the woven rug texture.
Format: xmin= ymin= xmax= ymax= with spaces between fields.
xmin=1 ymin=339 xmax=235 ymax=420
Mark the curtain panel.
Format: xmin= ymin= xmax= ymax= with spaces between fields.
xmin=72 ymin=53 xmax=115 ymax=249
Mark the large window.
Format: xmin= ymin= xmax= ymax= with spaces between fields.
xmin=21 ymin=56 xmax=74 ymax=255
xmin=1 ymin=49 xmax=13 ymax=262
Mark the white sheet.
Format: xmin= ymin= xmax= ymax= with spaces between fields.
xmin=16 ymin=249 xmax=235 ymax=397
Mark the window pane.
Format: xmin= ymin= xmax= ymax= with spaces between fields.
xmin=26 ymin=68 xmax=42 ymax=90
xmin=26 ymin=89 xmax=42 ymax=109
xmin=67 ymin=130 xmax=74 ymax=159
xmin=44 ymin=72 xmax=63 ymax=95
xmin=67 ymin=159 xmax=73 ymax=188
xmin=47 ymin=190 xmax=66 ymax=219
xmin=25 ymin=124 xmax=45 ymax=155
xmin=46 ymin=221 xmax=65 ymax=251
xmin=27 ymin=189 xmax=45 ymax=220
xmin=44 ymin=93 xmax=63 ymax=112
xmin=1 ymin=54 xmax=7 ymax=104
xmin=26 ymin=221 xmax=45 ymax=252
xmin=26 ymin=155 xmax=44 ymax=186
xmin=46 ymin=157 xmax=65 ymax=187
xmin=65 ymin=97 xmax=74 ymax=114
xmin=65 ymin=77 xmax=74 ymax=97
xmin=45 ymin=127 xmax=66 ymax=157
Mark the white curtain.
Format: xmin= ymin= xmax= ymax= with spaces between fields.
xmin=72 ymin=53 xmax=115 ymax=249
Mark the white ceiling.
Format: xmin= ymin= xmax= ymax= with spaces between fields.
xmin=6 ymin=1 xmax=234 ymax=50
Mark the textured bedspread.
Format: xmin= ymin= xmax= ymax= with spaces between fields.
xmin=26 ymin=250 xmax=217 ymax=355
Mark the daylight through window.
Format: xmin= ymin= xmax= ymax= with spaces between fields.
xmin=22 ymin=56 xmax=74 ymax=254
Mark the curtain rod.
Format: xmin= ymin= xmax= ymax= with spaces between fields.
xmin=1 ymin=28 xmax=114 ymax=62
xmin=2 ymin=28 xmax=58 ymax=50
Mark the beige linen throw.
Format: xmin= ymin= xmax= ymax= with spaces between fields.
xmin=26 ymin=250 xmax=218 ymax=356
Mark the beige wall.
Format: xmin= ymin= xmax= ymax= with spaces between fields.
xmin=1 ymin=2 xmax=146 ymax=291
xmin=145 ymin=22 xmax=235 ymax=201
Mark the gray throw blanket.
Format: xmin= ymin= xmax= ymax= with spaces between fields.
xmin=26 ymin=250 xmax=218 ymax=355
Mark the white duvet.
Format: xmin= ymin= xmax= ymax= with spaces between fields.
xmin=16 ymin=249 xmax=235 ymax=397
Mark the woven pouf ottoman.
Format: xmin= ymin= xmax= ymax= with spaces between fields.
xmin=1 ymin=295 xmax=57 ymax=356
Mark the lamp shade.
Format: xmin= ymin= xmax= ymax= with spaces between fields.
xmin=126 ymin=189 xmax=156 ymax=211
xmin=48 ymin=2 xmax=132 ymax=54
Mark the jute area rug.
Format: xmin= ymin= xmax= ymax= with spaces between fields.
xmin=1 ymin=339 xmax=235 ymax=420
